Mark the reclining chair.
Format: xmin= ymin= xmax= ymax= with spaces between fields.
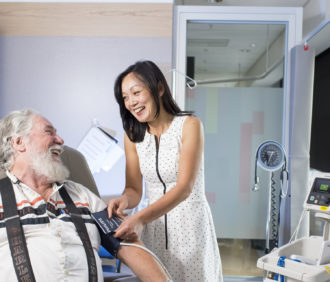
xmin=61 ymin=145 xmax=140 ymax=282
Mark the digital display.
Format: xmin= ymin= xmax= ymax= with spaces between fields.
xmin=314 ymin=178 xmax=330 ymax=193
xmin=320 ymin=184 xmax=329 ymax=191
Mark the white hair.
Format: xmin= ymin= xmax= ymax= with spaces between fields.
xmin=0 ymin=109 xmax=38 ymax=170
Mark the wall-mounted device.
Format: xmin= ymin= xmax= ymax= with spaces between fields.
xmin=252 ymin=141 xmax=289 ymax=253
xmin=252 ymin=141 xmax=288 ymax=192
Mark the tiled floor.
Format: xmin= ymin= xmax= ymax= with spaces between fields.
xmin=219 ymin=239 xmax=264 ymax=277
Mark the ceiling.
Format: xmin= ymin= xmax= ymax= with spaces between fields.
xmin=306 ymin=16 xmax=330 ymax=55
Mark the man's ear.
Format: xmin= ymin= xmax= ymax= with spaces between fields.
xmin=11 ymin=136 xmax=26 ymax=152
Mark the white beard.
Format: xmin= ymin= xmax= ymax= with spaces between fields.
xmin=30 ymin=145 xmax=70 ymax=183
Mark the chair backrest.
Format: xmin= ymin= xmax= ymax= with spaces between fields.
xmin=61 ymin=145 xmax=100 ymax=197
xmin=0 ymin=146 xmax=100 ymax=197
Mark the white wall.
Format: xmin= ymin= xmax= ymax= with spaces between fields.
xmin=0 ymin=36 xmax=172 ymax=197
xmin=303 ymin=0 xmax=330 ymax=36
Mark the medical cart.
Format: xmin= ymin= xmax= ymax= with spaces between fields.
xmin=257 ymin=176 xmax=330 ymax=282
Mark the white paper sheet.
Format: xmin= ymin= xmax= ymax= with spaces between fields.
xmin=77 ymin=126 xmax=124 ymax=174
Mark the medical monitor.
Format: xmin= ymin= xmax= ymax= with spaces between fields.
xmin=304 ymin=177 xmax=330 ymax=214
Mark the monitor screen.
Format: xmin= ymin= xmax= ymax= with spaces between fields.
xmin=314 ymin=178 xmax=330 ymax=193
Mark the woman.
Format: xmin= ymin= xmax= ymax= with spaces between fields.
xmin=108 ymin=60 xmax=222 ymax=282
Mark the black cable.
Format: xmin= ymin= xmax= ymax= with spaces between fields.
xmin=270 ymin=172 xmax=280 ymax=249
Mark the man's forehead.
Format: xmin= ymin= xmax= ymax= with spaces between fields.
xmin=31 ymin=114 xmax=55 ymax=130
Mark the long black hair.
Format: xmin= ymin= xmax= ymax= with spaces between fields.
xmin=114 ymin=60 xmax=192 ymax=142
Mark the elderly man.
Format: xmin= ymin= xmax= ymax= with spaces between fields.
xmin=0 ymin=109 xmax=168 ymax=282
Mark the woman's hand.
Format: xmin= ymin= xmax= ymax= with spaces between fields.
xmin=113 ymin=213 xmax=144 ymax=242
xmin=107 ymin=196 xmax=129 ymax=220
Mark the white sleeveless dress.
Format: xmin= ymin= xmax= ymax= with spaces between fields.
xmin=136 ymin=115 xmax=222 ymax=282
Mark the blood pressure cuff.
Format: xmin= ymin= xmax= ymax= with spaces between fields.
xmin=91 ymin=209 xmax=123 ymax=257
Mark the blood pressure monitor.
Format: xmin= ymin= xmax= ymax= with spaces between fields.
xmin=252 ymin=141 xmax=288 ymax=192
xmin=252 ymin=141 xmax=288 ymax=252
xmin=304 ymin=177 xmax=330 ymax=214
xmin=257 ymin=141 xmax=285 ymax=171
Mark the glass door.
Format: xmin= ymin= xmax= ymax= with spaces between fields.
xmin=173 ymin=6 xmax=302 ymax=279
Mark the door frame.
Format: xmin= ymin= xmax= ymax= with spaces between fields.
xmin=172 ymin=5 xmax=302 ymax=149
xmin=172 ymin=5 xmax=303 ymax=241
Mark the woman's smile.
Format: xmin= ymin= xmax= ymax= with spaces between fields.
xmin=134 ymin=106 xmax=145 ymax=115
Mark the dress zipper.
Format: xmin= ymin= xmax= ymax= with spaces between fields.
xmin=154 ymin=135 xmax=168 ymax=249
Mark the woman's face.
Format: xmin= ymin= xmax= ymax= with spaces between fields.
xmin=121 ymin=72 xmax=158 ymax=123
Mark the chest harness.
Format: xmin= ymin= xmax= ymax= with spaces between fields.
xmin=0 ymin=177 xmax=98 ymax=282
